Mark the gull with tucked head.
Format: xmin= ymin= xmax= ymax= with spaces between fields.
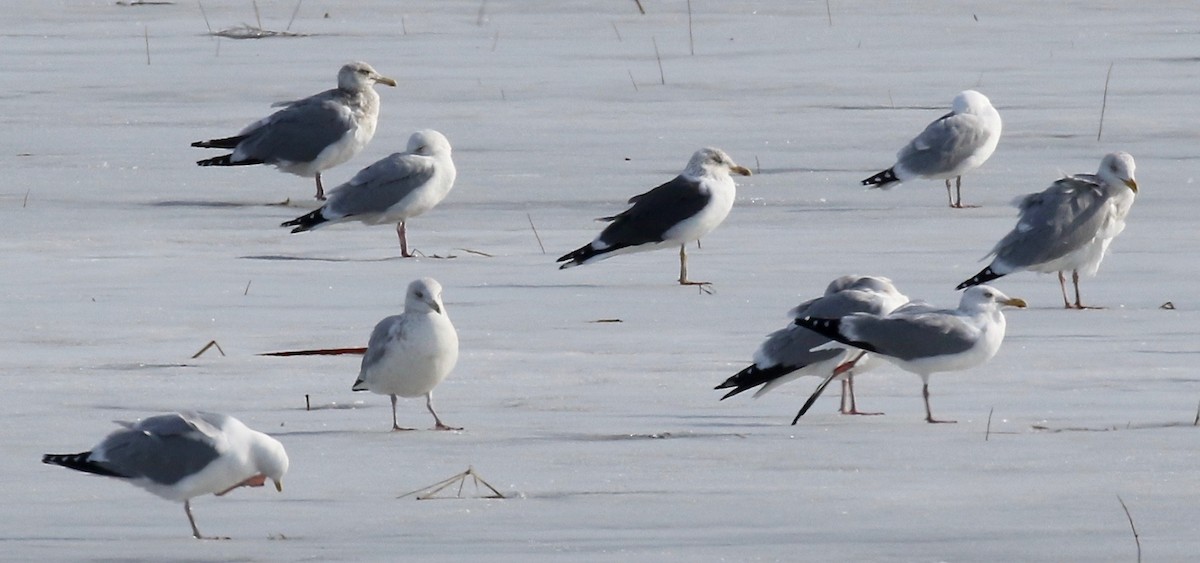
xmin=716 ymin=275 xmax=909 ymax=421
xmin=797 ymin=286 xmax=1026 ymax=424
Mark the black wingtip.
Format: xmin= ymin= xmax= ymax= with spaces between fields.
xmin=556 ymin=244 xmax=600 ymax=268
xmin=716 ymin=364 xmax=797 ymax=400
xmin=956 ymin=266 xmax=1003 ymax=290
xmin=42 ymin=451 xmax=123 ymax=477
xmin=280 ymin=208 xmax=326 ymax=233
xmin=861 ymin=167 xmax=899 ymax=187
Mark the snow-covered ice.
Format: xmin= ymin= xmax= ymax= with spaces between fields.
xmin=2 ymin=1 xmax=1198 ymax=560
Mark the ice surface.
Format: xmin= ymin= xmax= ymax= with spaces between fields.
xmin=2 ymin=1 xmax=1198 ymax=561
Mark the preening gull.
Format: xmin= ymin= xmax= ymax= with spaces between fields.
xmin=281 ymin=130 xmax=457 ymax=257
xmin=353 ymin=278 xmax=460 ymax=431
xmin=796 ymin=286 xmax=1026 ymax=423
xmin=715 ymin=275 xmax=909 ymax=419
xmin=957 ymin=152 xmax=1138 ymax=309
xmin=862 ymin=90 xmax=1002 ymax=208
xmin=556 ymin=147 xmax=751 ymax=288
xmin=42 ymin=411 xmax=288 ymax=539
xmin=192 ymin=61 xmax=397 ymax=200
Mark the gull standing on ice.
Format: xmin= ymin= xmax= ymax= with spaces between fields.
xmin=353 ymin=278 xmax=460 ymax=431
xmin=191 ymin=61 xmax=397 ymax=200
xmin=796 ymin=286 xmax=1026 ymax=423
xmin=556 ymin=147 xmax=751 ymax=288
xmin=41 ymin=411 xmax=289 ymax=540
xmin=862 ymin=90 xmax=1002 ymax=208
xmin=957 ymin=152 xmax=1138 ymax=309
xmin=281 ymin=130 xmax=457 ymax=257
xmin=715 ymin=275 xmax=909 ymax=418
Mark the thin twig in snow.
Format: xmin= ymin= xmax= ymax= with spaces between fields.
xmin=633 ymin=0 xmax=645 ymax=15
xmin=253 ymin=0 xmax=263 ymax=30
xmin=144 ymin=26 xmax=151 ymax=65
xmin=611 ymin=21 xmax=622 ymax=41
xmin=985 ymin=407 xmax=994 ymax=441
xmin=826 ymin=0 xmax=832 ymax=26
xmin=1098 ymin=62 xmax=1113 ymax=141
xmin=199 ymin=1 xmax=213 ymax=33
xmin=652 ymin=37 xmax=665 ymax=85
xmin=687 ymin=0 xmax=694 ymax=55
xmin=628 ymin=69 xmax=638 ymax=92
xmin=526 ymin=213 xmax=546 ymax=254
xmin=191 ymin=340 xmax=226 ymax=359
xmin=285 ymin=0 xmax=302 ymax=32
xmin=1116 ymin=495 xmax=1141 ymax=563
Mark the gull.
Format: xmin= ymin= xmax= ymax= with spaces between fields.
xmin=353 ymin=278 xmax=460 ymax=431
xmin=957 ymin=152 xmax=1138 ymax=309
xmin=796 ymin=286 xmax=1026 ymax=423
xmin=862 ymin=90 xmax=1002 ymax=208
xmin=42 ymin=411 xmax=288 ymax=540
xmin=281 ymin=130 xmax=457 ymax=257
xmin=556 ymin=147 xmax=751 ymax=289
xmin=192 ymin=61 xmax=397 ymax=200
xmin=715 ymin=275 xmax=909 ymax=418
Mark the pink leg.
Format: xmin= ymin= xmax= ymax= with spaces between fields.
xmin=397 ymin=221 xmax=416 ymax=258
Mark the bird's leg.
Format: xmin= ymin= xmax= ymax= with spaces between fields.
xmin=1057 ymin=271 xmax=1073 ymax=309
xmin=185 ymin=500 xmax=228 ymax=540
xmin=923 ymin=383 xmax=956 ymax=424
xmin=839 ymin=379 xmax=850 ymax=414
xmin=945 ymin=179 xmax=954 ymax=207
xmin=314 ymin=173 xmax=326 ymax=201
xmin=677 ymin=244 xmax=712 ymax=292
xmin=397 ymin=221 xmax=417 ymax=258
xmin=842 ymin=373 xmax=883 ymax=416
xmin=390 ymin=395 xmax=415 ymax=432
xmin=427 ymin=392 xmax=461 ymax=431
xmin=1072 ymin=269 xmax=1102 ymax=309
xmin=949 ymin=176 xmax=978 ymax=208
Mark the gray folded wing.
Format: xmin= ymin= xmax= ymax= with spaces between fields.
xmin=359 ymin=314 xmax=409 ymax=376
xmin=844 ymin=310 xmax=979 ymax=361
xmin=96 ymin=413 xmax=222 ymax=486
xmin=597 ymin=175 xmax=711 ymax=247
xmin=324 ymin=153 xmax=438 ymax=218
xmin=760 ymin=290 xmax=895 ymax=369
xmin=896 ymin=111 xmax=989 ymax=177
xmin=236 ymin=90 xmax=357 ymax=164
xmin=988 ymin=175 xmax=1109 ymax=267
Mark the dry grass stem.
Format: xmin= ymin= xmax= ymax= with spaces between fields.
xmin=398 ymin=467 xmax=506 ymax=500
xmin=260 ymin=347 xmax=367 ymax=357
xmin=191 ymin=340 xmax=226 ymax=359
xmin=526 ymin=213 xmax=546 ymax=254
xmin=1117 ymin=495 xmax=1141 ymax=563
xmin=1098 ymin=62 xmax=1113 ymax=141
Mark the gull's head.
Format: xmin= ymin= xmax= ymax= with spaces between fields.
xmin=953 ymin=90 xmax=994 ymax=115
xmin=684 ymin=147 xmax=751 ymax=179
xmin=961 ymin=285 xmax=1027 ymax=311
xmin=339 ymin=61 xmax=398 ymax=91
xmin=831 ymin=275 xmax=909 ymax=312
xmin=1098 ymin=152 xmax=1137 ymax=193
xmin=251 ymin=433 xmax=289 ymax=494
xmin=407 ymin=129 xmax=452 ymax=157
xmin=406 ymin=277 xmax=446 ymax=315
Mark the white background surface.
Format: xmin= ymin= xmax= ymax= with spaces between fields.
xmin=2 ymin=1 xmax=1197 ymax=560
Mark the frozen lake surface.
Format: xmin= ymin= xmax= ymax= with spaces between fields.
xmin=2 ymin=1 xmax=1198 ymax=560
